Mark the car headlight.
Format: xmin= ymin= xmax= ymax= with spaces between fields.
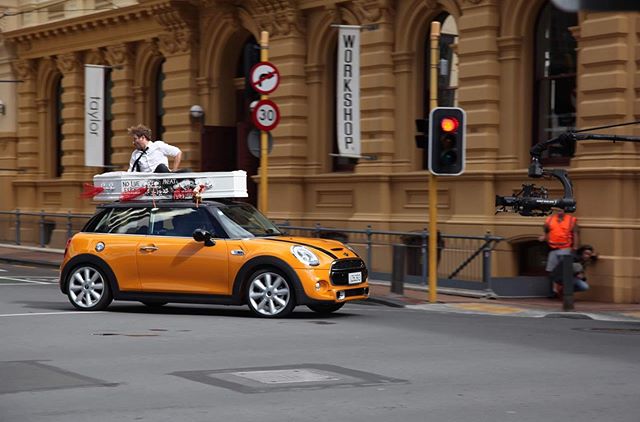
xmin=291 ymin=245 xmax=320 ymax=266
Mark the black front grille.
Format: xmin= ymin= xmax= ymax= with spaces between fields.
xmin=330 ymin=258 xmax=368 ymax=286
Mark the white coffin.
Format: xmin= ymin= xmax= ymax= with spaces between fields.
xmin=92 ymin=170 xmax=248 ymax=202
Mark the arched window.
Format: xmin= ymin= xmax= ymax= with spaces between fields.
xmin=152 ymin=59 xmax=165 ymax=141
xmin=533 ymin=2 xmax=577 ymax=161
xmin=424 ymin=13 xmax=459 ymax=109
xmin=54 ymin=77 xmax=63 ymax=177
xmin=422 ymin=13 xmax=459 ymax=169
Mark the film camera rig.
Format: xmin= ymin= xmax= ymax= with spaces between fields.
xmin=496 ymin=123 xmax=640 ymax=216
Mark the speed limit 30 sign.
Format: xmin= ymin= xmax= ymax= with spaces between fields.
xmin=251 ymin=99 xmax=281 ymax=132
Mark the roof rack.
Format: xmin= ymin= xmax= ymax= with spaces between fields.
xmin=91 ymin=170 xmax=248 ymax=202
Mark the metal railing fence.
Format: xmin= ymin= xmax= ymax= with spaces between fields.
xmin=0 ymin=210 xmax=92 ymax=248
xmin=276 ymin=222 xmax=504 ymax=291
xmin=0 ymin=210 xmax=504 ymax=291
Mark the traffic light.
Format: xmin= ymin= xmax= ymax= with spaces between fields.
xmin=415 ymin=118 xmax=428 ymax=149
xmin=428 ymin=107 xmax=466 ymax=175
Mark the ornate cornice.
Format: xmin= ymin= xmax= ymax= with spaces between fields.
xmin=157 ymin=30 xmax=195 ymax=55
xmin=352 ymin=0 xmax=395 ymax=24
xmin=253 ymin=0 xmax=305 ymax=38
xmin=3 ymin=6 xmax=155 ymax=46
xmin=56 ymin=52 xmax=83 ymax=73
xmin=85 ymin=48 xmax=106 ymax=66
xmin=149 ymin=1 xmax=199 ymax=55
xmin=11 ymin=59 xmax=36 ymax=80
xmin=105 ymin=43 xmax=136 ymax=67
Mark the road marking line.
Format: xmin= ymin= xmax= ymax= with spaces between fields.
xmin=0 ymin=276 xmax=52 ymax=284
xmin=0 ymin=311 xmax=105 ymax=317
xmin=0 ymin=283 xmax=53 ymax=286
xmin=451 ymin=303 xmax=524 ymax=314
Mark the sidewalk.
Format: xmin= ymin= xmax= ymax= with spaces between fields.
xmin=1 ymin=243 xmax=639 ymax=321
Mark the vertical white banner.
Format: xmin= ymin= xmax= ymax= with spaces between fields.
xmin=84 ymin=65 xmax=105 ymax=167
xmin=336 ymin=25 xmax=361 ymax=158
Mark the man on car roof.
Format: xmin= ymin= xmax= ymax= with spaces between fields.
xmin=127 ymin=124 xmax=182 ymax=173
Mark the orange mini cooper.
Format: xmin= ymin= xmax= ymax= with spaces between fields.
xmin=59 ymin=200 xmax=369 ymax=318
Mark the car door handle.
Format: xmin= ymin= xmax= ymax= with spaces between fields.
xmin=139 ymin=245 xmax=158 ymax=252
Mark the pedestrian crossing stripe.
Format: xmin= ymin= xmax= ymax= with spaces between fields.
xmin=451 ymin=303 xmax=525 ymax=315
xmin=0 ymin=276 xmax=57 ymax=285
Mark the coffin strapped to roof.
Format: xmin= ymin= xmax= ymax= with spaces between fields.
xmin=91 ymin=170 xmax=247 ymax=202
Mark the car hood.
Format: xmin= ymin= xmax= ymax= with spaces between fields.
xmin=241 ymin=236 xmax=360 ymax=261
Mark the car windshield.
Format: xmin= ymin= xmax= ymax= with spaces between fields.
xmin=215 ymin=203 xmax=282 ymax=238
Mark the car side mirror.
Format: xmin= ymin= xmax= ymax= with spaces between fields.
xmin=193 ymin=229 xmax=215 ymax=247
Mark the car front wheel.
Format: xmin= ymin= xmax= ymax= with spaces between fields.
xmin=66 ymin=265 xmax=113 ymax=311
xmin=246 ymin=269 xmax=295 ymax=318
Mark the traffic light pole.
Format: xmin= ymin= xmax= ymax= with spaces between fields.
xmin=259 ymin=31 xmax=269 ymax=214
xmin=428 ymin=21 xmax=440 ymax=303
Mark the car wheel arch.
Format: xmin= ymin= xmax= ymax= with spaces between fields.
xmin=232 ymin=256 xmax=305 ymax=304
xmin=61 ymin=254 xmax=119 ymax=297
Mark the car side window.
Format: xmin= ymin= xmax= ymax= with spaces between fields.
xmin=90 ymin=208 xmax=150 ymax=235
xmin=150 ymin=207 xmax=217 ymax=237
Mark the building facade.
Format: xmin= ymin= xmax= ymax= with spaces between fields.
xmin=0 ymin=0 xmax=638 ymax=303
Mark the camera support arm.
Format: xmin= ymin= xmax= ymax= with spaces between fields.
xmin=497 ymin=129 xmax=640 ymax=216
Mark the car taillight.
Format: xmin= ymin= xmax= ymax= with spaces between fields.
xmin=63 ymin=238 xmax=72 ymax=258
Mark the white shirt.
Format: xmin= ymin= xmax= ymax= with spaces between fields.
xmin=128 ymin=140 xmax=181 ymax=172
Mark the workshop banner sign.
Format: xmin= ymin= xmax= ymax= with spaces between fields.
xmin=84 ymin=65 xmax=105 ymax=167
xmin=336 ymin=25 xmax=361 ymax=158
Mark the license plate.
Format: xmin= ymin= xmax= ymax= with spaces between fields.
xmin=348 ymin=272 xmax=362 ymax=285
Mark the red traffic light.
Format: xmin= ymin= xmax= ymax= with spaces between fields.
xmin=440 ymin=117 xmax=459 ymax=133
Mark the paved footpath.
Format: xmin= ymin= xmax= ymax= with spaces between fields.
xmin=2 ymin=243 xmax=639 ymax=322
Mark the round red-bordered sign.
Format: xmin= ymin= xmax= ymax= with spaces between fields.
xmin=251 ymin=99 xmax=281 ymax=131
xmin=249 ymin=62 xmax=280 ymax=95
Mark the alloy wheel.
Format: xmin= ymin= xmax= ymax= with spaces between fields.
xmin=68 ymin=266 xmax=108 ymax=310
xmin=248 ymin=271 xmax=292 ymax=317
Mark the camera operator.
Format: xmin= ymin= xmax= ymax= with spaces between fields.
xmin=539 ymin=209 xmax=579 ymax=296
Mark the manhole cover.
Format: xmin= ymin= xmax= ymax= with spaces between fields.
xmin=574 ymin=327 xmax=640 ymax=335
xmin=171 ymin=363 xmax=408 ymax=394
xmin=232 ymin=369 xmax=340 ymax=384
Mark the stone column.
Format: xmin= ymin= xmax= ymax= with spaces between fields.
xmin=157 ymin=30 xmax=200 ymax=171
xmin=352 ymin=0 xmax=396 ymax=174
xmin=304 ymin=63 xmax=326 ymax=174
xmin=56 ymin=52 xmax=88 ymax=179
xmin=457 ymin=0 xmax=500 ymax=171
xmin=391 ymin=50 xmax=415 ymax=170
xmin=255 ymin=4 xmax=308 ymax=177
xmin=10 ymin=59 xmax=38 ymax=178
xmin=573 ymin=13 xmax=637 ymax=168
xmin=252 ymin=3 xmax=307 ymax=219
xmin=496 ymin=35 xmax=524 ymax=169
xmin=105 ymin=43 xmax=137 ymax=167
xmin=572 ymin=13 xmax=639 ymax=303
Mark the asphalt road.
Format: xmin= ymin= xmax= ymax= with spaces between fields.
xmin=1 ymin=263 xmax=639 ymax=422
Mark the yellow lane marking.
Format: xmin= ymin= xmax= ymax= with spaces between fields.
xmin=452 ymin=303 xmax=525 ymax=314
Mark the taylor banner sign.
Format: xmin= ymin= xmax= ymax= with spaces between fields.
xmin=336 ymin=25 xmax=361 ymax=158
xmin=84 ymin=65 xmax=106 ymax=167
